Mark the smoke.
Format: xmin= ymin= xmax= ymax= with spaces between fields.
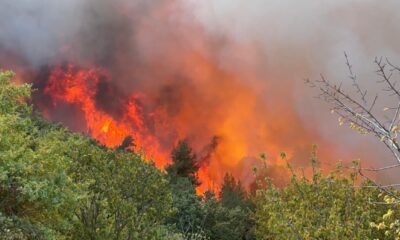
xmin=0 ymin=0 xmax=83 ymax=65
xmin=1 ymin=0 xmax=400 ymax=188
xmin=182 ymin=0 xmax=400 ymax=182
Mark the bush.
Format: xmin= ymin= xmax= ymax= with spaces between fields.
xmin=254 ymin=155 xmax=390 ymax=240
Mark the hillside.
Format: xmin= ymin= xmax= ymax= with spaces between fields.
xmin=1 ymin=71 xmax=400 ymax=239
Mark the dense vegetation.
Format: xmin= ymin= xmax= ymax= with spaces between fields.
xmin=0 ymin=71 xmax=174 ymax=239
xmin=1 ymin=70 xmax=400 ymax=239
xmin=254 ymin=150 xmax=393 ymax=239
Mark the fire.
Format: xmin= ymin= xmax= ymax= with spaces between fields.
xmin=44 ymin=64 xmax=169 ymax=166
xmin=37 ymin=54 xmax=298 ymax=194
xmin=0 ymin=0 xmax=341 ymax=194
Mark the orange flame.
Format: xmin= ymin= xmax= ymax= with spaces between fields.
xmin=40 ymin=54 xmax=319 ymax=194
xmin=44 ymin=65 xmax=169 ymax=167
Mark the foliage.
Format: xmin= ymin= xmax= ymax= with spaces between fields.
xmin=167 ymin=177 xmax=205 ymax=237
xmin=254 ymin=156 xmax=390 ymax=240
xmin=165 ymin=140 xmax=255 ymax=240
xmin=0 ymin=71 xmax=81 ymax=238
xmin=307 ymin=55 xmax=400 ymax=239
xmin=167 ymin=175 xmax=255 ymax=240
xmin=4 ymin=70 xmax=400 ymax=239
xmin=370 ymin=195 xmax=400 ymax=239
xmin=166 ymin=140 xmax=200 ymax=187
xmin=166 ymin=141 xmax=207 ymax=238
xmin=203 ymin=187 xmax=255 ymax=240
xmin=70 ymin=145 xmax=173 ymax=239
xmin=220 ymin=173 xmax=248 ymax=209
xmin=0 ymin=71 xmax=174 ymax=239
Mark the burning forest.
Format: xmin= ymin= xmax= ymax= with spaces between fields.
xmin=3 ymin=0 xmax=400 ymax=239
xmin=0 ymin=0 xmax=343 ymax=193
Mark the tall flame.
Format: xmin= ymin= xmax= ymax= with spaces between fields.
xmin=44 ymin=64 xmax=169 ymax=166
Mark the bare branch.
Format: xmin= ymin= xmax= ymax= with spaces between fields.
xmin=375 ymin=57 xmax=400 ymax=99
xmin=358 ymin=169 xmax=400 ymax=201
xmin=359 ymin=183 xmax=400 ymax=188
xmin=343 ymin=163 xmax=400 ymax=172
xmin=389 ymin=102 xmax=400 ymax=132
xmin=387 ymin=57 xmax=400 ymax=73
xmin=344 ymin=52 xmax=367 ymax=105
xmin=369 ymin=94 xmax=378 ymax=112
xmin=308 ymin=55 xmax=400 ymax=201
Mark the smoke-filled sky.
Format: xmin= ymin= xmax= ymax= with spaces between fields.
xmin=1 ymin=0 xmax=400 ymax=187
xmin=190 ymin=0 xmax=400 ymax=182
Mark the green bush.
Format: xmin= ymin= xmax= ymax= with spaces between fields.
xmin=254 ymin=154 xmax=390 ymax=240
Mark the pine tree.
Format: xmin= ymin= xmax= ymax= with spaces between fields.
xmin=165 ymin=140 xmax=207 ymax=238
xmin=166 ymin=140 xmax=200 ymax=186
xmin=220 ymin=173 xmax=248 ymax=209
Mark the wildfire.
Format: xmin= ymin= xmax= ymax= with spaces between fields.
xmin=0 ymin=0 xmax=340 ymax=194
xmin=37 ymin=54 xmax=301 ymax=194
xmin=44 ymin=64 xmax=169 ymax=166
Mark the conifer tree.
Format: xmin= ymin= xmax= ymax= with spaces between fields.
xmin=166 ymin=140 xmax=200 ymax=186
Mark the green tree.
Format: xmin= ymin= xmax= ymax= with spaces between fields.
xmin=0 ymin=71 xmax=86 ymax=238
xmin=166 ymin=140 xmax=207 ymax=238
xmin=220 ymin=173 xmax=248 ymax=209
xmin=70 ymin=146 xmax=173 ymax=240
xmin=166 ymin=140 xmax=200 ymax=187
xmin=165 ymin=140 xmax=255 ymax=240
xmin=168 ymin=178 xmax=206 ymax=237
xmin=202 ymin=174 xmax=254 ymax=240
xmin=0 ymin=71 xmax=175 ymax=239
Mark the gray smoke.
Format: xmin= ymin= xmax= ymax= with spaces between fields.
xmin=183 ymin=0 xmax=400 ymax=180
xmin=0 ymin=0 xmax=84 ymax=65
